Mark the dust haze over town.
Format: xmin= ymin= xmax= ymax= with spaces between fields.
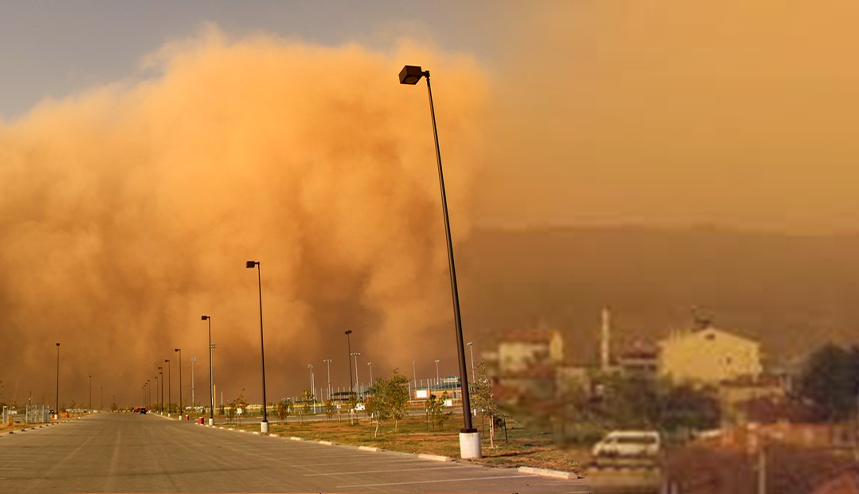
xmin=1 ymin=0 xmax=859 ymax=413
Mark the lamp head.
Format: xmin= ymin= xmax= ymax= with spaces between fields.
xmin=246 ymin=261 xmax=258 ymax=268
xmin=202 ymin=315 xmax=210 ymax=321
xmin=174 ymin=348 xmax=180 ymax=352
xmin=399 ymin=65 xmax=425 ymax=85
xmin=345 ymin=330 xmax=352 ymax=335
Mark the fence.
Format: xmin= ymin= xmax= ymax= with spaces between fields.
xmin=2 ymin=405 xmax=52 ymax=424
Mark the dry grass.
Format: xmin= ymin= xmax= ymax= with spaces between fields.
xmin=215 ymin=413 xmax=588 ymax=475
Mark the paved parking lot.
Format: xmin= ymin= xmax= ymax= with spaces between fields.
xmin=0 ymin=413 xmax=592 ymax=493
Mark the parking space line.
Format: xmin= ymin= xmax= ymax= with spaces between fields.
xmin=338 ymin=474 xmax=536 ymax=488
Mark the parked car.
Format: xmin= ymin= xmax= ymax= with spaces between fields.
xmin=139 ymin=407 xmax=147 ymax=414
xmin=592 ymin=430 xmax=660 ymax=459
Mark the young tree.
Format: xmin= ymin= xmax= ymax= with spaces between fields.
xmin=471 ymin=361 xmax=506 ymax=447
xmin=276 ymin=399 xmax=293 ymax=424
xmin=364 ymin=371 xmax=410 ymax=437
xmin=324 ymin=399 xmax=336 ymax=421
xmin=227 ymin=389 xmax=248 ymax=425
xmin=297 ymin=389 xmax=315 ymax=423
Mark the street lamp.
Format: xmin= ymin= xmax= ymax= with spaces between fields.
xmin=190 ymin=357 xmax=196 ymax=407
xmin=434 ymin=360 xmax=440 ymax=387
xmin=164 ymin=359 xmax=172 ymax=416
xmin=345 ymin=331 xmax=354 ymax=398
xmin=154 ymin=375 xmax=159 ymax=413
xmin=55 ymin=343 xmax=60 ymax=419
xmin=412 ymin=360 xmax=417 ymax=389
xmin=399 ymin=64 xmax=480 ymax=458
xmin=467 ymin=342 xmax=475 ymax=384
xmin=351 ymin=352 xmax=361 ymax=397
xmin=367 ymin=362 xmax=373 ymax=388
xmin=174 ymin=348 xmax=183 ymax=417
xmin=146 ymin=380 xmax=150 ymax=409
xmin=323 ymin=359 xmax=333 ymax=400
xmin=202 ymin=315 xmax=215 ymax=425
xmin=89 ymin=375 xmax=92 ymax=412
xmin=308 ymin=364 xmax=315 ymax=413
xmin=158 ymin=366 xmax=163 ymax=414
xmin=246 ymin=260 xmax=269 ymax=433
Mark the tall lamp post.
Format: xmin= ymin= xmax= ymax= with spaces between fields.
xmin=55 ymin=343 xmax=60 ymax=419
xmin=351 ymin=352 xmax=361 ymax=397
xmin=190 ymin=357 xmax=196 ymax=407
xmin=323 ymin=359 xmax=333 ymax=400
xmin=308 ymin=364 xmax=315 ymax=413
xmin=174 ymin=348 xmax=183 ymax=417
xmin=158 ymin=366 xmax=164 ymax=414
xmin=246 ymin=260 xmax=269 ymax=434
xmin=412 ymin=360 xmax=417 ymax=389
xmin=164 ymin=359 xmax=172 ymax=416
xmin=467 ymin=341 xmax=475 ymax=384
xmin=345 ymin=331 xmax=354 ymax=398
xmin=202 ymin=315 xmax=215 ymax=425
xmin=154 ymin=375 xmax=159 ymax=413
xmin=146 ymin=380 xmax=150 ymax=409
xmin=367 ymin=362 xmax=373 ymax=388
xmin=434 ymin=359 xmax=440 ymax=386
xmin=399 ymin=64 xmax=480 ymax=458
xmin=89 ymin=375 xmax=92 ymax=412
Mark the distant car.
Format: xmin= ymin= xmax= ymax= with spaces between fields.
xmin=139 ymin=407 xmax=147 ymax=414
xmin=592 ymin=431 xmax=660 ymax=459
xmin=351 ymin=403 xmax=365 ymax=413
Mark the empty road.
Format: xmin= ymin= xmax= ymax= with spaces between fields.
xmin=0 ymin=413 xmax=591 ymax=493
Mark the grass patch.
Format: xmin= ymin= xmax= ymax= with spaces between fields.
xmin=211 ymin=413 xmax=587 ymax=475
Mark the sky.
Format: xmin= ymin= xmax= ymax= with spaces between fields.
xmin=1 ymin=1 xmax=858 ymax=407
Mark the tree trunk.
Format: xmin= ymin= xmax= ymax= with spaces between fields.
xmin=490 ymin=415 xmax=495 ymax=448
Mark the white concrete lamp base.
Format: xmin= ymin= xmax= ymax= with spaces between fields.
xmin=260 ymin=421 xmax=270 ymax=434
xmin=459 ymin=431 xmax=482 ymax=459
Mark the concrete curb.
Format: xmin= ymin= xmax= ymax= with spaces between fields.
xmin=418 ymin=453 xmax=452 ymax=462
xmin=190 ymin=424 xmax=580 ymax=482
xmin=518 ymin=466 xmax=578 ymax=479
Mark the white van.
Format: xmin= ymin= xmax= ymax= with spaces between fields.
xmin=592 ymin=430 xmax=661 ymax=458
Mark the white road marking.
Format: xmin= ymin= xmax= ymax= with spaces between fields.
xmin=338 ymin=474 xmax=536 ymax=488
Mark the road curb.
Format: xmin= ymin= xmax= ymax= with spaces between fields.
xmin=358 ymin=446 xmax=380 ymax=452
xmin=290 ymin=437 xmax=303 ymax=441
xmin=518 ymin=466 xmax=578 ymax=479
xmin=318 ymin=440 xmax=333 ymax=445
xmin=418 ymin=453 xmax=452 ymax=462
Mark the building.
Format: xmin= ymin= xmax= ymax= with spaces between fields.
xmin=658 ymin=325 xmax=762 ymax=384
xmin=498 ymin=329 xmax=564 ymax=375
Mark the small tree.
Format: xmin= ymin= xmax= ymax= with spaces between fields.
xmin=276 ymin=399 xmax=293 ymax=424
xmin=471 ymin=361 xmax=506 ymax=447
xmin=425 ymin=392 xmax=451 ymax=429
xmin=297 ymin=389 xmax=314 ymax=423
xmin=324 ymin=399 xmax=336 ymax=421
xmin=227 ymin=389 xmax=247 ymax=425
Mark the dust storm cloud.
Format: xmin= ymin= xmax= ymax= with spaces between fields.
xmin=0 ymin=29 xmax=489 ymax=406
xmin=478 ymin=1 xmax=859 ymax=233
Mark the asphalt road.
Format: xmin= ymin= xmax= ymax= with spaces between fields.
xmin=0 ymin=413 xmax=592 ymax=493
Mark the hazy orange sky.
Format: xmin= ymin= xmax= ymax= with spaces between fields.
xmin=1 ymin=1 xmax=858 ymax=406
